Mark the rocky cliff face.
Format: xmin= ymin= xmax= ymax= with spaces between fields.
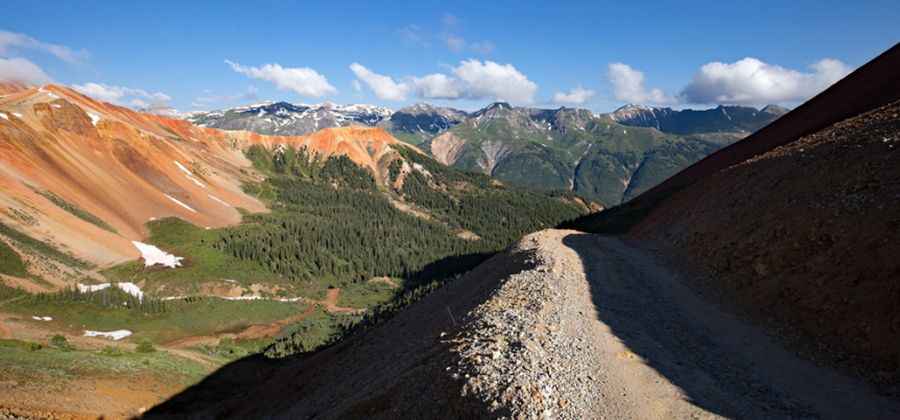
xmin=609 ymin=103 xmax=788 ymax=135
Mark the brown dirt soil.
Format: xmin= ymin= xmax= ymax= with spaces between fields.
xmin=631 ymin=101 xmax=900 ymax=394
xmin=0 ymin=374 xmax=183 ymax=420
xmin=322 ymin=288 xmax=364 ymax=314
xmin=147 ymin=242 xmax=539 ymax=418
xmin=165 ymin=303 xmax=315 ymax=349
xmin=368 ymin=277 xmax=399 ymax=289
xmin=0 ymin=274 xmax=49 ymax=293
xmin=0 ymin=84 xmax=407 ymax=284
xmin=147 ymin=229 xmax=900 ymax=418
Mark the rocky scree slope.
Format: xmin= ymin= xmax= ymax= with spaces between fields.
xmin=149 ymin=228 xmax=900 ymax=418
xmin=631 ymin=100 xmax=900 ymax=395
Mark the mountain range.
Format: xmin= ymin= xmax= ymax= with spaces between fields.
xmin=187 ymin=101 xmax=787 ymax=206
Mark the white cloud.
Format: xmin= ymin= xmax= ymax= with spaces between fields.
xmin=553 ymin=87 xmax=595 ymax=105
xmin=680 ymin=57 xmax=852 ymax=105
xmin=226 ymin=60 xmax=336 ymax=98
xmin=445 ymin=35 xmax=466 ymax=53
xmin=453 ymin=59 xmax=537 ymax=103
xmin=350 ymin=59 xmax=537 ymax=104
xmin=71 ymin=82 xmax=172 ymax=108
xmin=608 ymin=62 xmax=675 ymax=105
xmin=0 ymin=30 xmax=88 ymax=63
xmin=411 ymin=73 xmax=463 ymax=99
xmin=349 ymin=63 xmax=410 ymax=101
xmin=0 ymin=57 xmax=52 ymax=84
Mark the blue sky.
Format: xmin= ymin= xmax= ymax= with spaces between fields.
xmin=2 ymin=1 xmax=898 ymax=112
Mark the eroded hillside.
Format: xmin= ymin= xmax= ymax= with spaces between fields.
xmin=0 ymin=84 xmax=403 ymax=281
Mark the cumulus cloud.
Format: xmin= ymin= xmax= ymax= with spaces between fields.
xmin=453 ymin=59 xmax=537 ymax=103
xmin=349 ymin=63 xmax=410 ymax=101
xmin=608 ymin=63 xmax=675 ymax=105
xmin=350 ymin=60 xmax=537 ymax=104
xmin=0 ymin=30 xmax=88 ymax=63
xmin=0 ymin=57 xmax=52 ymax=84
xmin=226 ymin=60 xmax=336 ymax=98
xmin=552 ymin=87 xmax=595 ymax=105
xmin=71 ymin=82 xmax=172 ymax=109
xmin=410 ymin=73 xmax=462 ymax=99
xmin=680 ymin=57 xmax=851 ymax=105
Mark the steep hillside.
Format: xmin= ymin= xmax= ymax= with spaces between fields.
xmin=0 ymin=85 xmax=405 ymax=270
xmin=609 ymin=103 xmax=787 ymax=135
xmin=186 ymin=102 xmax=392 ymax=136
xmin=149 ymin=229 xmax=899 ymax=418
xmin=376 ymin=103 xmax=468 ymax=145
xmin=630 ymin=101 xmax=900 ymax=390
xmin=426 ymin=103 xmax=721 ymax=206
xmin=186 ymin=99 xmax=775 ymax=208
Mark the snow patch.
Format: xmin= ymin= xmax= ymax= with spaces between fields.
xmin=77 ymin=282 xmax=145 ymax=301
xmin=12 ymin=112 xmax=23 ymax=118
xmin=165 ymin=194 xmax=197 ymax=213
xmin=84 ymin=330 xmax=132 ymax=341
xmin=131 ymin=241 xmax=184 ymax=268
xmin=411 ymin=163 xmax=432 ymax=177
xmin=174 ymin=161 xmax=206 ymax=188
xmin=207 ymin=194 xmax=231 ymax=207
xmin=174 ymin=160 xmax=192 ymax=176
xmin=0 ymin=112 xmax=7 ymax=121
xmin=51 ymin=104 xmax=62 ymax=109
xmin=32 ymin=316 xmax=52 ymax=321
xmin=88 ymin=113 xmax=100 ymax=126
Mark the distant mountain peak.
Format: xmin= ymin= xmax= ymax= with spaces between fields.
xmin=761 ymin=104 xmax=790 ymax=115
xmin=608 ymin=103 xmax=785 ymax=135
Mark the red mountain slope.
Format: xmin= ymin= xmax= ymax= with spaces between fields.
xmin=0 ymin=84 xmax=401 ymax=274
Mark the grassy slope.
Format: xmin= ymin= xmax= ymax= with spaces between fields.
xmin=102 ymin=218 xmax=286 ymax=295
xmin=5 ymin=295 xmax=307 ymax=344
xmin=441 ymin=111 xmax=720 ymax=207
xmin=0 ymin=338 xmax=207 ymax=385
xmin=0 ymin=239 xmax=27 ymax=277
xmin=34 ymin=189 xmax=118 ymax=233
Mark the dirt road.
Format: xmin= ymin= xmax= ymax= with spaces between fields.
xmin=550 ymin=232 xmax=900 ymax=419
xmin=148 ymin=229 xmax=900 ymax=418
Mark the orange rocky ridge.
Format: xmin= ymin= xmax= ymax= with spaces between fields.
xmin=0 ymin=83 xmax=402 ymax=282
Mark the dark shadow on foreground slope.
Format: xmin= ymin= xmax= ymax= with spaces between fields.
xmin=146 ymin=250 xmax=535 ymax=419
xmin=561 ymin=233 xmax=900 ymax=419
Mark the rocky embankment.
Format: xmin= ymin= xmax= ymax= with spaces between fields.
xmin=149 ymin=229 xmax=900 ymax=419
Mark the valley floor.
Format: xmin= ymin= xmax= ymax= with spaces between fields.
xmin=149 ymin=229 xmax=900 ymax=419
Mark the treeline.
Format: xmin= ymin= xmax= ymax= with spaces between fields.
xmin=30 ymin=286 xmax=168 ymax=314
xmin=391 ymin=146 xmax=584 ymax=248
xmin=265 ymin=272 xmax=460 ymax=359
xmin=222 ymin=144 xmax=582 ymax=286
